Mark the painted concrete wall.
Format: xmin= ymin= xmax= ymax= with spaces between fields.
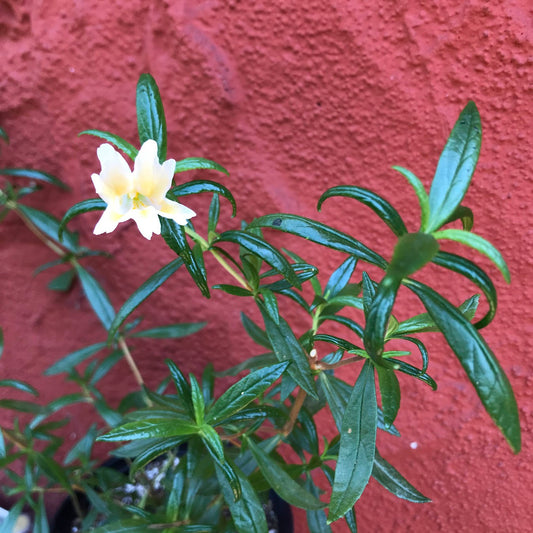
xmin=1 ymin=0 xmax=531 ymax=531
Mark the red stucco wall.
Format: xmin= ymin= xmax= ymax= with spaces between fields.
xmin=1 ymin=1 xmax=532 ymax=531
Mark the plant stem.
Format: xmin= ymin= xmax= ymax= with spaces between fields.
xmin=118 ymin=336 xmax=144 ymax=388
xmin=184 ymin=225 xmax=250 ymax=290
xmin=282 ymin=388 xmax=307 ymax=436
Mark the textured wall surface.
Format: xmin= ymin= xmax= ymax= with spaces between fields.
xmin=1 ymin=0 xmax=532 ymax=531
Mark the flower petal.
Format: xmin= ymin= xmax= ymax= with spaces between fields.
xmin=94 ymin=205 xmax=129 ymax=235
xmin=158 ymin=198 xmax=196 ymax=226
xmin=130 ymin=206 xmax=161 ymax=240
xmin=95 ymin=144 xmax=132 ymax=197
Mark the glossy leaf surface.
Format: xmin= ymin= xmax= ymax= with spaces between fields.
xmin=427 ymin=102 xmax=481 ymax=232
xmin=1 ymin=167 xmax=69 ymax=190
xmin=59 ymin=198 xmax=105 ymax=240
xmin=328 ymin=361 xmax=377 ymax=522
xmin=249 ymin=214 xmax=387 ymax=269
xmin=80 ymin=130 xmax=138 ymax=161
xmin=170 ymin=179 xmax=236 ymax=217
xmin=406 ymin=279 xmax=520 ymax=452
xmin=318 ymin=185 xmax=407 ymax=237
xmin=136 ymin=73 xmax=167 ymax=161
xmin=107 ymin=258 xmax=183 ymax=341
xmin=247 ymin=438 xmax=324 ymax=510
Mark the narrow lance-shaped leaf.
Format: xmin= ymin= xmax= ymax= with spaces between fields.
xmin=0 ymin=168 xmax=69 ymax=190
xmin=160 ymin=218 xmax=210 ymax=297
xmin=372 ymin=448 xmax=430 ymax=503
xmin=392 ymin=166 xmax=430 ymax=231
xmin=129 ymin=322 xmax=206 ymax=339
xmin=169 ymin=180 xmax=236 ymax=217
xmin=215 ymin=230 xmax=301 ymax=289
xmin=442 ymin=205 xmax=474 ymax=231
xmin=206 ymin=362 xmax=289 ymax=424
xmin=107 ymin=258 xmax=183 ymax=342
xmin=432 ymin=251 xmax=496 ymax=329
xmin=249 ymin=214 xmax=388 ymax=269
xmin=328 ymin=361 xmax=377 ymax=523
xmin=59 ymin=198 xmax=106 ymax=240
xmin=215 ymin=461 xmax=268 ymax=533
xmin=17 ymin=204 xmax=80 ymax=253
xmin=45 ymin=342 xmax=107 ymax=375
xmin=406 ymin=279 xmax=520 ymax=453
xmin=318 ymin=185 xmax=407 ymax=237
xmin=246 ymin=437 xmax=325 ymax=510
xmin=426 ymin=102 xmax=482 ymax=232
xmin=136 ymin=73 xmax=167 ymax=161
xmin=79 ymin=130 xmax=138 ymax=161
xmin=259 ymin=304 xmax=317 ymax=399
xmin=323 ymin=256 xmax=358 ymax=299
xmin=432 ymin=228 xmax=510 ymax=283
xmin=97 ymin=419 xmax=199 ymax=442
xmin=74 ymin=263 xmax=115 ymax=331
xmin=376 ymin=366 xmax=400 ymax=428
xmin=175 ymin=157 xmax=229 ymax=175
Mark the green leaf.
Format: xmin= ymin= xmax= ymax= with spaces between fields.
xmin=442 ymin=205 xmax=474 ymax=231
xmin=387 ymin=232 xmax=439 ymax=279
xmin=432 ymin=228 xmax=510 ymax=283
xmin=79 ymin=130 xmax=138 ymax=160
xmin=432 ymin=251 xmax=496 ymax=328
xmin=129 ymin=322 xmax=205 ymax=339
xmin=363 ymin=274 xmax=401 ymax=365
xmin=17 ymin=204 xmax=80 ymax=252
xmin=391 ymin=166 xmax=429 ymax=231
xmin=136 ymin=73 xmax=167 ymax=161
xmin=0 ymin=126 xmax=8 ymax=144
xmin=207 ymin=362 xmax=289 ymax=424
xmin=249 ymin=214 xmax=387 ymax=269
xmin=246 ymin=437 xmax=324 ymax=510
xmin=166 ymin=360 xmax=194 ymax=418
xmin=372 ymin=448 xmax=430 ymax=503
xmin=318 ymin=186 xmax=407 ymax=237
xmin=97 ymin=419 xmax=198 ymax=442
xmin=213 ymin=284 xmax=253 ymax=297
xmin=328 ymin=361 xmax=377 ymax=523
xmin=260 ymin=289 xmax=279 ymax=324
xmin=215 ymin=230 xmax=301 ymax=289
xmin=74 ymin=263 xmax=115 ymax=330
xmin=169 ymin=180 xmax=236 ymax=217
xmin=190 ymin=375 xmax=205 ymax=424
xmin=48 ymin=269 xmax=75 ymax=292
xmin=215 ymin=461 xmax=268 ymax=533
xmin=259 ymin=306 xmax=317 ymax=399
xmin=0 ymin=167 xmax=69 ymax=190
xmin=240 ymin=313 xmax=271 ymax=349
xmin=34 ymin=493 xmax=50 ymax=533
xmin=108 ymin=258 xmax=183 ymax=342
xmin=130 ymin=436 xmax=186 ymax=476
xmin=175 ymin=157 xmax=229 ymax=175
xmin=45 ymin=342 xmax=107 ymax=375
xmin=324 ymin=256 xmax=358 ymax=299
xmin=387 ymin=358 xmax=437 ymax=390
xmin=208 ymin=193 xmax=220 ymax=235
xmin=406 ymin=279 xmax=520 ymax=452
xmin=0 ymin=499 xmax=25 ymax=533
xmin=394 ymin=294 xmax=479 ymax=336
xmin=426 ymin=102 xmax=482 ymax=232
xmin=160 ymin=218 xmax=210 ymax=297
xmin=0 ymin=399 xmax=45 ymax=413
xmin=59 ymin=198 xmax=106 ymax=240
xmin=376 ymin=366 xmax=400 ymax=427
xmin=0 ymin=379 xmax=38 ymax=396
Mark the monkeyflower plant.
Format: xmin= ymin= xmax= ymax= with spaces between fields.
xmin=0 ymin=74 xmax=520 ymax=532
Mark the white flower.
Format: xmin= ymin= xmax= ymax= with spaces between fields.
xmin=91 ymin=140 xmax=196 ymax=240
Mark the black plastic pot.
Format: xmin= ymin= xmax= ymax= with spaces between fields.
xmin=51 ymin=457 xmax=293 ymax=533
